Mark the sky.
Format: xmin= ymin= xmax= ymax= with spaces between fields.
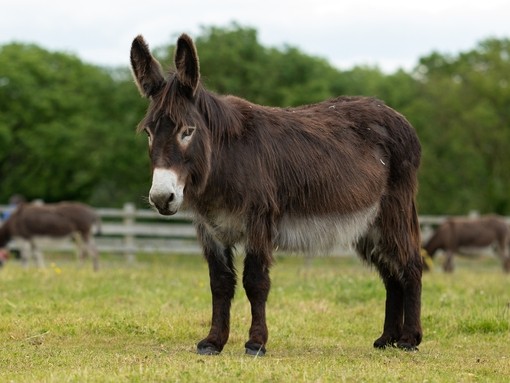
xmin=1 ymin=0 xmax=510 ymax=73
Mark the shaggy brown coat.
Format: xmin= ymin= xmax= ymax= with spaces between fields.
xmin=130 ymin=33 xmax=423 ymax=355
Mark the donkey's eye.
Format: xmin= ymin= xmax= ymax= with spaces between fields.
xmin=145 ymin=128 xmax=153 ymax=146
xmin=180 ymin=126 xmax=196 ymax=143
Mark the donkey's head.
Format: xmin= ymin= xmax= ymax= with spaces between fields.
xmin=131 ymin=34 xmax=211 ymax=215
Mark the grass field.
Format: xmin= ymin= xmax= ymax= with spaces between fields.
xmin=1 ymin=252 xmax=509 ymax=382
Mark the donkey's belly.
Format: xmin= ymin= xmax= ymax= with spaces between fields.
xmin=203 ymin=203 xmax=379 ymax=254
xmin=274 ymin=203 xmax=379 ymax=254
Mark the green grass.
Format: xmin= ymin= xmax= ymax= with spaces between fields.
xmin=1 ymin=253 xmax=509 ymax=382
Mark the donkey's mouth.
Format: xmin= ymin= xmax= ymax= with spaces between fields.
xmin=155 ymin=206 xmax=178 ymax=216
xmin=148 ymin=197 xmax=178 ymax=216
xmin=149 ymin=191 xmax=181 ymax=216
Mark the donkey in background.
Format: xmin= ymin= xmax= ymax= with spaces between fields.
xmin=130 ymin=33 xmax=422 ymax=355
xmin=424 ymin=215 xmax=510 ymax=273
xmin=0 ymin=202 xmax=101 ymax=271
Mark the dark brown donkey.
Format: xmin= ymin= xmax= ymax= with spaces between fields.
xmin=0 ymin=202 xmax=100 ymax=271
xmin=424 ymin=215 xmax=510 ymax=273
xmin=130 ymin=34 xmax=423 ymax=355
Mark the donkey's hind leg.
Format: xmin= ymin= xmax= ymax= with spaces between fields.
xmin=71 ymin=232 xmax=86 ymax=265
xmin=377 ymin=255 xmax=422 ymax=350
xmin=358 ymin=237 xmax=422 ymax=350
xmin=374 ymin=267 xmax=404 ymax=347
xmin=357 ymin=206 xmax=422 ymax=350
xmin=356 ymin=235 xmax=404 ymax=347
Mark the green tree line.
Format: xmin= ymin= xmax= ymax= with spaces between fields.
xmin=1 ymin=24 xmax=509 ymax=214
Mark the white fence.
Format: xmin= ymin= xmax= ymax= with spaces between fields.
xmin=0 ymin=203 xmax=200 ymax=258
xmin=0 ymin=203 xmax=504 ymax=258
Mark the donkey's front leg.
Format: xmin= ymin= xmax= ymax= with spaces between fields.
xmin=197 ymin=246 xmax=236 ymax=355
xmin=443 ymin=249 xmax=455 ymax=273
xmin=243 ymin=249 xmax=272 ymax=356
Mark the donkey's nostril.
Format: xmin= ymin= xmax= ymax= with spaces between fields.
xmin=150 ymin=192 xmax=174 ymax=210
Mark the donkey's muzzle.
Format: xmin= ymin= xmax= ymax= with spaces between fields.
xmin=149 ymin=192 xmax=177 ymax=215
xmin=149 ymin=168 xmax=184 ymax=215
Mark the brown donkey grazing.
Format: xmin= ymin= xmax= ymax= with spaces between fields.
xmin=130 ymin=34 xmax=423 ymax=355
xmin=424 ymin=215 xmax=510 ymax=273
xmin=0 ymin=202 xmax=100 ymax=271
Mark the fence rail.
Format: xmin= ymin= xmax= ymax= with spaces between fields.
xmin=1 ymin=204 xmax=507 ymax=257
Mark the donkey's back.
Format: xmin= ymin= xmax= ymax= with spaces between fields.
xmin=53 ymin=202 xmax=100 ymax=237
xmin=13 ymin=202 xmax=98 ymax=239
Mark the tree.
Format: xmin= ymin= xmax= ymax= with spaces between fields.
xmin=156 ymin=23 xmax=341 ymax=107
xmin=409 ymin=38 xmax=510 ymax=214
xmin=2 ymin=27 xmax=510 ymax=215
xmin=0 ymin=44 xmax=148 ymax=206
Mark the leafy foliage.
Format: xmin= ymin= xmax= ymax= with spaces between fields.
xmin=1 ymin=24 xmax=509 ymax=214
xmin=0 ymin=44 xmax=149 ymax=206
xmin=409 ymin=38 xmax=510 ymax=214
xmin=156 ymin=24 xmax=340 ymax=107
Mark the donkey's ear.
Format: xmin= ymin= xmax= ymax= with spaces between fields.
xmin=130 ymin=35 xmax=165 ymax=98
xmin=174 ymin=34 xmax=200 ymax=95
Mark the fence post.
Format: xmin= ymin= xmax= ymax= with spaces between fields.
xmin=123 ymin=202 xmax=136 ymax=263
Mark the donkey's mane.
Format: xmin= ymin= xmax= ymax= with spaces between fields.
xmin=139 ymin=73 xmax=244 ymax=144
xmin=196 ymin=87 xmax=245 ymax=143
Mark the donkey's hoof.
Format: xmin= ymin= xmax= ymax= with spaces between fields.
xmin=245 ymin=343 xmax=266 ymax=356
xmin=397 ymin=341 xmax=419 ymax=351
xmin=197 ymin=340 xmax=221 ymax=355
xmin=197 ymin=345 xmax=220 ymax=355
xmin=373 ymin=335 xmax=396 ymax=349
